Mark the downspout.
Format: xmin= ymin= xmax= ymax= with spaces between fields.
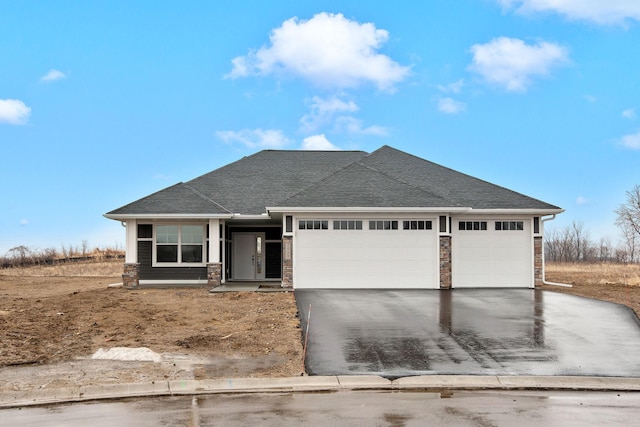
xmin=541 ymin=214 xmax=573 ymax=288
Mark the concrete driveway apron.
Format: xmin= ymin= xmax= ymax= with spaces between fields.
xmin=295 ymin=289 xmax=640 ymax=378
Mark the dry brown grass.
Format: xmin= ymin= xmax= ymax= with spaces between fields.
xmin=546 ymin=262 xmax=640 ymax=286
xmin=1 ymin=258 xmax=123 ymax=277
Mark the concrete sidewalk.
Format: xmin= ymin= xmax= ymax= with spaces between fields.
xmin=2 ymin=375 xmax=639 ymax=409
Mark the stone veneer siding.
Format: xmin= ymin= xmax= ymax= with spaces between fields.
xmin=282 ymin=235 xmax=293 ymax=288
xmin=207 ymin=263 xmax=222 ymax=288
xmin=123 ymin=263 xmax=140 ymax=289
xmin=439 ymin=236 xmax=452 ymax=289
xmin=534 ymin=236 xmax=543 ymax=287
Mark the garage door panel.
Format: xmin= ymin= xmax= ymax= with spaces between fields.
xmin=452 ymin=220 xmax=532 ymax=288
xmin=295 ymin=226 xmax=437 ymax=289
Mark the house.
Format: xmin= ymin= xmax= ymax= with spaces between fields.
xmin=105 ymin=145 xmax=563 ymax=289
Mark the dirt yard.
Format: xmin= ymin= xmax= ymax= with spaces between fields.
xmin=543 ymin=262 xmax=640 ymax=317
xmin=1 ymin=260 xmax=639 ymax=392
xmin=0 ymin=262 xmax=303 ymax=392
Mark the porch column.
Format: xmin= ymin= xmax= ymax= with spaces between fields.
xmin=123 ymin=219 xmax=139 ymax=288
xmin=125 ymin=219 xmax=137 ymax=263
xmin=208 ymin=219 xmax=222 ymax=288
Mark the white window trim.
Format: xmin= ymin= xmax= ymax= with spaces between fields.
xmin=152 ymin=223 xmax=207 ymax=267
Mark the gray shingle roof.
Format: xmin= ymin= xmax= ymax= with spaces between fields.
xmin=358 ymin=146 xmax=560 ymax=210
xmin=106 ymin=145 xmax=560 ymax=216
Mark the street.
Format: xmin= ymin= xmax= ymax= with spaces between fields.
xmin=2 ymin=390 xmax=639 ymax=426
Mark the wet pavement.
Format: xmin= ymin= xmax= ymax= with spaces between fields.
xmin=4 ymin=391 xmax=640 ymax=426
xmin=295 ymin=289 xmax=640 ymax=378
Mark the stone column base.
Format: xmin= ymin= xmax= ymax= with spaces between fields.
xmin=122 ymin=263 xmax=140 ymax=289
xmin=207 ymin=263 xmax=222 ymax=288
xmin=282 ymin=236 xmax=293 ymax=288
xmin=534 ymin=236 xmax=543 ymax=287
xmin=439 ymin=236 xmax=452 ymax=289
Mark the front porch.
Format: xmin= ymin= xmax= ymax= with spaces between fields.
xmin=121 ymin=217 xmax=291 ymax=289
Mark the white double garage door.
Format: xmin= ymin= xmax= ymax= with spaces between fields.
xmin=294 ymin=217 xmax=533 ymax=289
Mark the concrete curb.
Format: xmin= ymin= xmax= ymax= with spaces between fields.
xmin=1 ymin=375 xmax=639 ymax=409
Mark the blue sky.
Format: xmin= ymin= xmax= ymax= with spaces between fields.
xmin=2 ymin=1 xmax=640 ymax=254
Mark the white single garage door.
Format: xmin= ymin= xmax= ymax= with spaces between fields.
xmin=452 ymin=219 xmax=533 ymax=288
xmin=295 ymin=219 xmax=438 ymax=289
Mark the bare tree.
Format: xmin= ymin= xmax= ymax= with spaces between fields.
xmin=615 ymin=184 xmax=640 ymax=263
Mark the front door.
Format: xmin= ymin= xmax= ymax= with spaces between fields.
xmin=232 ymin=233 xmax=265 ymax=280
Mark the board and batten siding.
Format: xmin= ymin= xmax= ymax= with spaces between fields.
xmin=137 ymin=241 xmax=207 ymax=281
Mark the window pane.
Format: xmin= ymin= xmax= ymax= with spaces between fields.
xmin=458 ymin=221 xmax=465 ymax=231
xmin=356 ymin=221 xmax=362 ymax=230
xmin=481 ymin=222 xmax=487 ymax=231
xmin=333 ymin=221 xmax=340 ymax=230
xmin=157 ymin=245 xmax=178 ymax=262
xmin=156 ymin=225 xmax=178 ymax=244
xmin=517 ymin=221 xmax=523 ymax=231
xmin=182 ymin=225 xmax=203 ymax=244
xmin=426 ymin=221 xmax=432 ymax=230
xmin=418 ymin=221 xmax=425 ymax=230
xmin=391 ymin=221 xmax=398 ymax=230
xmin=181 ymin=245 xmax=203 ymax=263
xmin=299 ymin=221 xmax=306 ymax=230
xmin=348 ymin=221 xmax=355 ymax=230
xmin=405 ymin=221 xmax=411 ymax=230
xmin=510 ymin=221 xmax=517 ymax=230
xmin=321 ymin=221 xmax=328 ymax=230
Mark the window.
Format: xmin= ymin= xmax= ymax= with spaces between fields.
xmin=156 ymin=224 xmax=204 ymax=264
xmin=403 ymin=220 xmax=433 ymax=230
xmin=334 ymin=220 xmax=363 ymax=230
xmin=369 ymin=220 xmax=398 ymax=230
xmin=299 ymin=220 xmax=328 ymax=230
xmin=458 ymin=221 xmax=487 ymax=231
xmin=495 ymin=221 xmax=524 ymax=231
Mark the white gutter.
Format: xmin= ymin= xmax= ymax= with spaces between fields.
xmin=267 ymin=206 xmax=472 ymax=213
xmin=104 ymin=213 xmax=234 ymax=220
xmin=541 ymin=214 xmax=573 ymax=288
xmin=465 ymin=208 xmax=565 ymax=215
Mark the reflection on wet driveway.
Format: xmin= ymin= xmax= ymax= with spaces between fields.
xmin=295 ymin=290 xmax=640 ymax=378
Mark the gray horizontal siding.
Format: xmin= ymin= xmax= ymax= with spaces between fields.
xmin=138 ymin=241 xmax=207 ymax=281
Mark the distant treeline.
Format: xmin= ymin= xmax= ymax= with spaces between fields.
xmin=1 ymin=243 xmax=124 ymax=269
xmin=545 ymin=220 xmax=638 ymax=264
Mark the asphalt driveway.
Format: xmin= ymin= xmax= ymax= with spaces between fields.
xmin=295 ymin=289 xmax=640 ymax=378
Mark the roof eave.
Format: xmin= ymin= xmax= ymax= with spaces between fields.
xmin=461 ymin=208 xmax=565 ymax=215
xmin=266 ymin=206 xmax=472 ymax=213
xmin=104 ymin=213 xmax=235 ymax=220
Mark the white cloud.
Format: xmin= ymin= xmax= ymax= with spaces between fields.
xmin=300 ymin=96 xmax=359 ymax=132
xmin=19 ymin=219 xmax=29 ymax=226
xmin=622 ymin=108 xmax=636 ymax=119
xmin=226 ymin=12 xmax=410 ymax=91
xmin=438 ymin=97 xmax=467 ymax=114
xmin=497 ymin=0 xmax=640 ymax=25
xmin=619 ymin=130 xmax=640 ymax=150
xmin=216 ymin=128 xmax=291 ymax=149
xmin=334 ymin=116 xmax=388 ymax=136
xmin=301 ymin=134 xmax=340 ymax=150
xmin=0 ymin=99 xmax=31 ymax=125
xmin=468 ymin=37 xmax=569 ymax=92
xmin=437 ymin=79 xmax=464 ymax=94
xmin=576 ymin=196 xmax=589 ymax=205
xmin=40 ymin=69 xmax=67 ymax=82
